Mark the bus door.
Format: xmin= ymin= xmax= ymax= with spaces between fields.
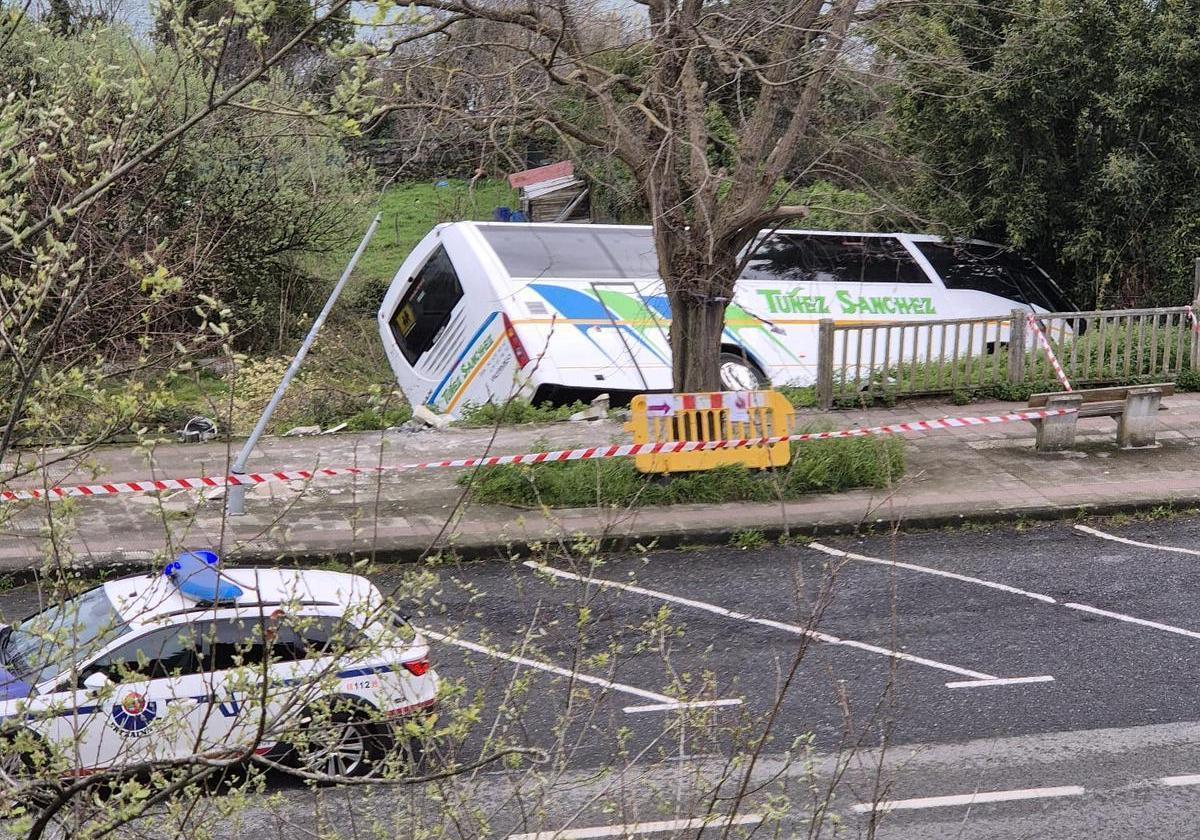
xmin=589 ymin=281 xmax=673 ymax=391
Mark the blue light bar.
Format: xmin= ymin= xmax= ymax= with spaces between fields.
xmin=165 ymin=550 xmax=243 ymax=604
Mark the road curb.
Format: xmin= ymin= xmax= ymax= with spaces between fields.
xmin=12 ymin=493 xmax=1198 ymax=585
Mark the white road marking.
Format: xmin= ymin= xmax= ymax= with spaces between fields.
xmin=944 ymin=675 xmax=1056 ymax=689
xmin=808 ymin=542 xmax=1058 ymax=604
xmin=810 ymin=542 xmax=1200 ymax=646
xmin=1074 ymin=524 xmax=1200 ymax=558
xmin=621 ymin=699 xmax=743 ymax=714
xmin=1061 ymin=603 xmax=1200 ymax=641
xmin=417 ymin=627 xmax=741 ymax=715
xmin=852 ymin=785 xmax=1086 ymax=813
xmin=507 ymin=813 xmax=765 ymax=840
xmin=1159 ymin=775 xmax=1200 ymax=787
xmin=524 ymin=561 xmax=997 ymax=680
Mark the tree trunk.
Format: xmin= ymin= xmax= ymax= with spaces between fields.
xmin=667 ymin=288 xmax=726 ymax=392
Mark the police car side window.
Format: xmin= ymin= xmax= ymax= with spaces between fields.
xmin=86 ymin=626 xmax=200 ymax=684
xmin=195 ymin=618 xmax=306 ymax=670
xmin=286 ymin=615 xmax=367 ymax=654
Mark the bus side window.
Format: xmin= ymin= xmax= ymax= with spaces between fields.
xmin=914 ymin=242 xmax=1072 ymax=312
xmin=388 ymin=245 xmax=464 ymax=364
xmin=742 ymin=235 xmax=929 ymax=285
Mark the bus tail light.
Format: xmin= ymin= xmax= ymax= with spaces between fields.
xmin=502 ymin=313 xmax=530 ymax=368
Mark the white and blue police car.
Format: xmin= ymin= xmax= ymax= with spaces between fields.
xmin=0 ymin=551 xmax=439 ymax=780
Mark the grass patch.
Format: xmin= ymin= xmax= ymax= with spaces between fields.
xmin=312 ymin=178 xmax=519 ymax=309
xmin=777 ymin=386 xmax=818 ymax=408
xmin=461 ymin=435 xmax=904 ymax=508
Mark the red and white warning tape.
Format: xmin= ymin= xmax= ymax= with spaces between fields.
xmin=1187 ymin=304 xmax=1197 ymax=332
xmin=0 ymin=408 xmax=1076 ymax=504
xmin=1027 ymin=314 xmax=1073 ymax=392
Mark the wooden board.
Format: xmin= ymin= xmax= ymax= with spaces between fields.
xmin=1028 ymin=383 xmax=1175 ymax=408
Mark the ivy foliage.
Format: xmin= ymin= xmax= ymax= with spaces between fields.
xmin=887 ymin=0 xmax=1200 ymax=308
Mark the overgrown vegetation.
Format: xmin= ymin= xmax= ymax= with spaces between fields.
xmin=461 ymin=437 xmax=904 ymax=508
xmin=838 ymin=322 xmax=1198 ymax=407
xmin=455 ymin=399 xmax=593 ymax=427
xmin=0 ymin=24 xmax=367 ymax=355
xmin=133 ymin=322 xmax=411 ymax=436
xmin=888 ymin=0 xmax=1200 ymax=308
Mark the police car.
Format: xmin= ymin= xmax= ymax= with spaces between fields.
xmin=0 ymin=551 xmax=438 ymax=780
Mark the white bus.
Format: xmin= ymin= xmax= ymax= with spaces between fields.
xmin=377 ymin=222 xmax=1072 ymax=416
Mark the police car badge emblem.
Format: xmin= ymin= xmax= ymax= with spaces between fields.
xmin=111 ymin=691 xmax=158 ymax=736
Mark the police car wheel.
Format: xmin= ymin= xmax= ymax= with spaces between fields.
xmin=0 ymin=730 xmax=49 ymax=781
xmin=294 ymin=707 xmax=385 ymax=780
xmin=719 ymin=353 xmax=766 ymax=391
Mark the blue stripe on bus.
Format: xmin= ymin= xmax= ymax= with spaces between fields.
xmin=425 ymin=311 xmax=499 ymax=406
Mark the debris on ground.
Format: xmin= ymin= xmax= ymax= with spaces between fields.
xmin=177 ymin=416 xmax=219 ymax=443
xmin=283 ymin=425 xmax=321 ymax=437
xmin=570 ymin=393 xmax=610 ymax=421
xmin=413 ymin=405 xmax=451 ymax=429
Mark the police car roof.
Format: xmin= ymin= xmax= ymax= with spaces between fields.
xmin=103 ymin=567 xmax=380 ymax=629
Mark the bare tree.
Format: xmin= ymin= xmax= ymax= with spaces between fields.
xmin=372 ymin=0 xmax=889 ymax=391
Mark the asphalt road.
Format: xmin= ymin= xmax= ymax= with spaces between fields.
xmin=5 ymin=513 xmax=1200 ymax=838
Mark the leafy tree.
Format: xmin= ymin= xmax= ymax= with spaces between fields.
xmin=154 ymin=0 xmax=355 ymax=83
xmin=888 ymin=0 xmax=1200 ymax=307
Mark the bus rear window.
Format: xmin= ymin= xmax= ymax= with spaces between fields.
xmin=389 ymin=246 xmax=464 ymax=364
xmin=915 ymin=242 xmax=1073 ymax=312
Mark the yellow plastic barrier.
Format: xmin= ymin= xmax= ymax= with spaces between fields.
xmin=627 ymin=390 xmax=794 ymax=474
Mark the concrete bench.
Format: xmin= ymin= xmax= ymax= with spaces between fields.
xmin=1027 ymin=383 xmax=1175 ymax=451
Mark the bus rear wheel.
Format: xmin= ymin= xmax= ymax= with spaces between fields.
xmin=718 ymin=352 xmax=767 ymax=391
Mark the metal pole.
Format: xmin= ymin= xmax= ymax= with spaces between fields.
xmin=226 ymin=213 xmax=382 ymax=516
xmin=1192 ymin=258 xmax=1200 ymax=371
xmin=816 ymin=318 xmax=835 ymax=409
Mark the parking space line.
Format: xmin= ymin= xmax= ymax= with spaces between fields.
xmin=417 ymin=627 xmax=742 ymax=715
xmin=1060 ymin=603 xmax=1200 ymax=640
xmin=944 ymin=675 xmax=1056 ymax=689
xmin=851 ymin=785 xmax=1085 ymax=813
xmin=809 ymin=542 xmax=1200 ymax=646
xmin=808 ymin=542 xmax=1058 ymax=604
xmin=507 ymin=812 xmax=765 ymax=840
xmin=524 ymin=561 xmax=998 ymax=681
xmin=622 ymin=699 xmax=743 ymax=714
xmin=1160 ymin=775 xmax=1200 ymax=787
xmin=1074 ymin=524 xmax=1200 ymax=557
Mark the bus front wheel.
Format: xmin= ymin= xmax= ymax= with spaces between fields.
xmin=718 ymin=352 xmax=768 ymax=391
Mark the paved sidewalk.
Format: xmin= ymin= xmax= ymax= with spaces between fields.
xmin=0 ymin=395 xmax=1197 ymax=572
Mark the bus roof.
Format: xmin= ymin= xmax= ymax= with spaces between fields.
xmin=456 ymin=221 xmax=1007 ymax=283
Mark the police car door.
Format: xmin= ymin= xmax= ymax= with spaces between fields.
xmin=44 ymin=624 xmax=212 ymax=771
xmin=196 ymin=615 xmax=312 ymax=754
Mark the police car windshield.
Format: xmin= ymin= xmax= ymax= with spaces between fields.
xmin=5 ymin=587 xmax=129 ymax=684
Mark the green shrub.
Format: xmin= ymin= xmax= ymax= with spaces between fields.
xmin=730 ymin=529 xmax=768 ymax=550
xmin=777 ymin=386 xmax=818 ymax=408
xmin=0 ymin=23 xmax=368 ymax=356
xmin=461 ymin=436 xmax=904 ymax=508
